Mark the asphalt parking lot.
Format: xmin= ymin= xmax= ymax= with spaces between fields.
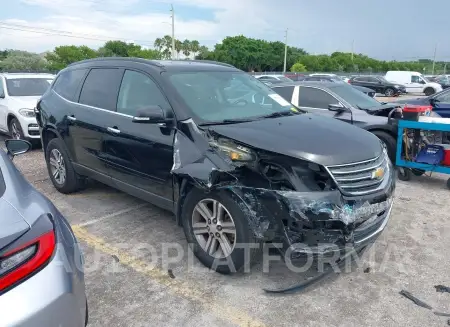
xmin=4 ymin=93 xmax=450 ymax=327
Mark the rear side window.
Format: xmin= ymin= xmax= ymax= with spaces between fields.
xmin=272 ymin=86 xmax=294 ymax=102
xmin=0 ymin=78 xmax=4 ymax=97
xmin=298 ymin=87 xmax=339 ymax=109
xmin=53 ymin=69 xmax=87 ymax=101
xmin=117 ymin=70 xmax=169 ymax=116
xmin=79 ymin=68 xmax=123 ymax=111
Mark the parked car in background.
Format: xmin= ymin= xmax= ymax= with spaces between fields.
xmin=432 ymin=75 xmax=450 ymax=89
xmin=0 ymin=139 xmax=87 ymax=327
xmin=385 ymin=71 xmax=442 ymax=95
xmin=254 ymin=74 xmax=293 ymax=84
xmin=0 ymin=73 xmax=55 ymax=142
xmin=271 ymin=81 xmax=402 ymax=161
xmin=37 ymin=58 xmax=394 ymax=273
xmin=393 ymin=87 xmax=450 ymax=118
xmin=349 ymin=75 xmax=406 ymax=97
xmin=299 ymin=75 xmax=377 ymax=97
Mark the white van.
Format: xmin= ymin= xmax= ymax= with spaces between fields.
xmin=385 ymin=71 xmax=442 ymax=95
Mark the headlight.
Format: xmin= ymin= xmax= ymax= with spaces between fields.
xmin=209 ymin=138 xmax=255 ymax=162
xmin=19 ymin=108 xmax=36 ymax=118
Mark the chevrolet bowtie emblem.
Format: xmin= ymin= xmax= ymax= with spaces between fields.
xmin=371 ymin=167 xmax=385 ymax=180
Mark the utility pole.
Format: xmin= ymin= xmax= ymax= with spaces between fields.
xmin=444 ymin=63 xmax=447 ymax=75
xmin=170 ymin=4 xmax=175 ymax=60
xmin=351 ymin=39 xmax=354 ymax=64
xmin=432 ymin=43 xmax=437 ymax=75
xmin=283 ymin=29 xmax=288 ymax=73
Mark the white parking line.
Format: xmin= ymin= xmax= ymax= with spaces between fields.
xmin=77 ymin=203 xmax=148 ymax=227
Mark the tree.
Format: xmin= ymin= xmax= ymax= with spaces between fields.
xmin=290 ymin=62 xmax=307 ymax=72
xmin=182 ymin=39 xmax=191 ymax=58
xmin=45 ymin=45 xmax=97 ymax=71
xmin=174 ymin=39 xmax=182 ymax=59
xmin=0 ymin=50 xmax=46 ymax=71
xmin=127 ymin=48 xmax=161 ymax=60
xmin=196 ymin=46 xmax=209 ymax=59
xmin=190 ymin=40 xmax=200 ymax=58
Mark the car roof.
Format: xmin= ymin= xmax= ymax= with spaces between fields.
xmin=0 ymin=73 xmax=55 ymax=79
xmin=67 ymin=57 xmax=240 ymax=72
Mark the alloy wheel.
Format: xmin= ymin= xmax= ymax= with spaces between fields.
xmin=49 ymin=149 xmax=66 ymax=185
xmin=11 ymin=122 xmax=21 ymax=140
xmin=385 ymin=89 xmax=394 ymax=97
xmin=191 ymin=198 xmax=237 ymax=259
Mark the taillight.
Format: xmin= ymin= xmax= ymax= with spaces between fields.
xmin=0 ymin=231 xmax=55 ymax=292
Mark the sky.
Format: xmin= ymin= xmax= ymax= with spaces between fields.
xmin=0 ymin=0 xmax=448 ymax=60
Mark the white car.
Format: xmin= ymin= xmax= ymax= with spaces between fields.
xmin=0 ymin=73 xmax=55 ymax=141
xmin=385 ymin=71 xmax=442 ymax=95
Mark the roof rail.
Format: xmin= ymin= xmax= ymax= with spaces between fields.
xmin=67 ymin=57 xmax=165 ymax=68
xmin=183 ymin=60 xmax=235 ymax=68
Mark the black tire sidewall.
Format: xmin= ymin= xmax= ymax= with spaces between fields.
xmin=9 ymin=118 xmax=24 ymax=140
xmin=45 ymin=138 xmax=81 ymax=193
xmin=371 ymin=130 xmax=396 ymax=163
xmin=181 ymin=188 xmax=257 ymax=274
xmin=424 ymin=88 xmax=434 ymax=96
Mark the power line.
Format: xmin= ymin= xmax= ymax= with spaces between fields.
xmin=0 ymin=22 xmax=154 ymax=45
xmin=0 ymin=24 xmax=154 ymax=47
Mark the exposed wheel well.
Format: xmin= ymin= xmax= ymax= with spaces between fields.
xmin=424 ymin=87 xmax=435 ymax=95
xmin=367 ymin=128 xmax=397 ymax=140
xmin=175 ymin=178 xmax=194 ymax=226
xmin=41 ymin=129 xmax=58 ymax=152
xmin=7 ymin=114 xmax=17 ymax=127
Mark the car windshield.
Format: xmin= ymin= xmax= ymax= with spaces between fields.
xmin=331 ymin=84 xmax=381 ymax=109
xmin=167 ymin=71 xmax=298 ymax=123
xmin=5 ymin=78 xmax=52 ymax=96
xmin=377 ymin=76 xmax=389 ymax=83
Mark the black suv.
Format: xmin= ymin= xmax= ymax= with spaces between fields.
xmin=349 ymin=76 xmax=406 ymax=96
xmin=36 ymin=58 xmax=395 ymax=274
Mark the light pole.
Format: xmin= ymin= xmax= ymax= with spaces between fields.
xmin=283 ymin=29 xmax=288 ymax=73
xmin=170 ymin=4 xmax=175 ymax=60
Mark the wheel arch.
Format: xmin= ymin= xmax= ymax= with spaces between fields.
xmin=7 ymin=113 xmax=18 ymax=127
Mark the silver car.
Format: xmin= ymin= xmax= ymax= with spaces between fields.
xmin=0 ymin=139 xmax=87 ymax=327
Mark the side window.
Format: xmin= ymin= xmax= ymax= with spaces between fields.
xmin=436 ymin=90 xmax=450 ymax=103
xmin=79 ymin=68 xmax=123 ymax=110
xmin=367 ymin=77 xmax=378 ymax=83
xmin=298 ymin=87 xmax=339 ymax=109
xmin=117 ymin=70 xmax=169 ymax=116
xmin=411 ymin=75 xmax=421 ymax=83
xmin=0 ymin=78 xmax=4 ymax=96
xmin=53 ymin=69 xmax=87 ymax=101
xmin=272 ymin=86 xmax=294 ymax=103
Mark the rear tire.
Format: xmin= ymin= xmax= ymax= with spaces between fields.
xmin=181 ymin=188 xmax=261 ymax=274
xmin=371 ymin=130 xmax=396 ymax=163
xmin=45 ymin=138 xmax=86 ymax=194
xmin=384 ymin=88 xmax=395 ymax=97
xmin=424 ymin=87 xmax=435 ymax=96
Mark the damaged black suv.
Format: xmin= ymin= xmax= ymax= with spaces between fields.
xmin=36 ymin=58 xmax=395 ymax=274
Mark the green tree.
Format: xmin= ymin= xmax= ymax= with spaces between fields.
xmin=290 ymin=62 xmax=307 ymax=72
xmin=127 ymin=48 xmax=161 ymax=60
xmin=45 ymin=45 xmax=97 ymax=71
xmin=0 ymin=50 xmax=46 ymax=71
xmin=174 ymin=39 xmax=182 ymax=59
xmin=182 ymin=39 xmax=191 ymax=58
xmin=190 ymin=40 xmax=200 ymax=58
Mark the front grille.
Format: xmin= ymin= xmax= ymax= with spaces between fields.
xmin=326 ymin=152 xmax=389 ymax=196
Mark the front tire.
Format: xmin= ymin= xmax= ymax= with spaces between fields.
xmin=181 ymin=189 xmax=260 ymax=274
xmin=371 ymin=130 xmax=396 ymax=163
xmin=384 ymin=88 xmax=395 ymax=97
xmin=9 ymin=118 xmax=25 ymax=140
xmin=45 ymin=138 xmax=85 ymax=194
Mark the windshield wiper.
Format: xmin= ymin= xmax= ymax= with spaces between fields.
xmin=198 ymin=118 xmax=256 ymax=126
xmin=260 ymin=110 xmax=300 ymax=119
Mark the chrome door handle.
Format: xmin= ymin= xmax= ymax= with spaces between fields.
xmin=67 ymin=115 xmax=76 ymax=121
xmin=107 ymin=127 xmax=121 ymax=134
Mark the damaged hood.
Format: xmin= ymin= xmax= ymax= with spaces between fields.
xmin=207 ymin=114 xmax=383 ymax=166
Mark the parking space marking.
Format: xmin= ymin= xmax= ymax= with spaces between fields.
xmin=72 ymin=225 xmax=267 ymax=327
xmin=77 ymin=203 xmax=149 ymax=227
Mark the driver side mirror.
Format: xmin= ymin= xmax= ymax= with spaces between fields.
xmin=5 ymin=139 xmax=32 ymax=160
xmin=132 ymin=105 xmax=172 ymax=124
xmin=328 ymin=103 xmax=346 ymax=112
